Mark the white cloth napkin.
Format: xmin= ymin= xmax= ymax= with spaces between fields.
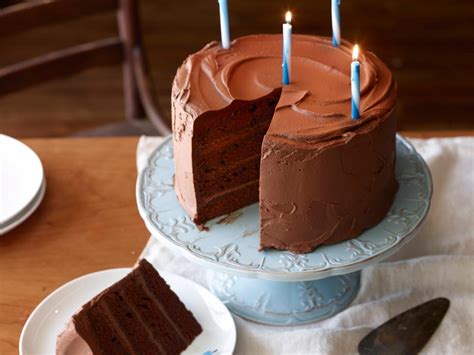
xmin=137 ymin=136 xmax=474 ymax=355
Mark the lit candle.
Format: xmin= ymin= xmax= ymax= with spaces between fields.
xmin=332 ymin=0 xmax=341 ymax=47
xmin=218 ymin=0 xmax=230 ymax=49
xmin=282 ymin=11 xmax=292 ymax=85
xmin=351 ymin=44 xmax=360 ymax=119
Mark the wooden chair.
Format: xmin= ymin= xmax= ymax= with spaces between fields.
xmin=0 ymin=0 xmax=171 ymax=136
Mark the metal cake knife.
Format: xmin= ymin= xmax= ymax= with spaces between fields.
xmin=358 ymin=297 xmax=450 ymax=355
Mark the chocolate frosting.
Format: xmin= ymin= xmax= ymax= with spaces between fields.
xmin=56 ymin=319 xmax=92 ymax=355
xmin=172 ymin=34 xmax=398 ymax=253
xmin=173 ymin=34 xmax=396 ymax=144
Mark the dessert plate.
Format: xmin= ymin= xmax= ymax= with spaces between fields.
xmin=20 ymin=268 xmax=236 ymax=355
xmin=0 ymin=179 xmax=46 ymax=235
xmin=137 ymin=135 xmax=432 ymax=282
xmin=0 ymin=134 xmax=44 ymax=232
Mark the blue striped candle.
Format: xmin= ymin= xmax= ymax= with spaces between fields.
xmin=218 ymin=0 xmax=230 ymax=49
xmin=332 ymin=0 xmax=341 ymax=47
xmin=282 ymin=11 xmax=292 ymax=85
xmin=351 ymin=44 xmax=360 ymax=119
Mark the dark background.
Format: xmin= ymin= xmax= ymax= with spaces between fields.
xmin=1 ymin=0 xmax=473 ymax=137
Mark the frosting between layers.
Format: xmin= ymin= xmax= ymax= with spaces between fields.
xmin=172 ymin=34 xmax=396 ymax=145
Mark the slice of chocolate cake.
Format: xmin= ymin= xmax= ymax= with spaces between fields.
xmin=60 ymin=260 xmax=202 ymax=355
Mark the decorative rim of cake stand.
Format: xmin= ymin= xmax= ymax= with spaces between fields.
xmin=136 ymin=134 xmax=432 ymax=282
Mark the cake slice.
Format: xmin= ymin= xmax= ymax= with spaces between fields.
xmin=56 ymin=259 xmax=202 ymax=355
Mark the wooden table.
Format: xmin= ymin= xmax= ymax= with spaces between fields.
xmin=1 ymin=132 xmax=473 ymax=353
xmin=0 ymin=137 xmax=147 ymax=354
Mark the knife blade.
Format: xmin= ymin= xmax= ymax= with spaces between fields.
xmin=358 ymin=297 xmax=450 ymax=355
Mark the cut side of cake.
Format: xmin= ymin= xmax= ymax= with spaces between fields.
xmin=56 ymin=259 xmax=202 ymax=355
xmin=189 ymin=88 xmax=281 ymax=223
xmin=172 ymin=34 xmax=398 ymax=253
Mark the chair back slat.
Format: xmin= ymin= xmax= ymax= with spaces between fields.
xmin=0 ymin=0 xmax=170 ymax=134
xmin=0 ymin=0 xmax=118 ymax=36
xmin=132 ymin=48 xmax=171 ymax=134
xmin=0 ymin=38 xmax=123 ymax=96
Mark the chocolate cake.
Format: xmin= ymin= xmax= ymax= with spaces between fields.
xmin=56 ymin=260 xmax=202 ymax=355
xmin=172 ymin=34 xmax=398 ymax=253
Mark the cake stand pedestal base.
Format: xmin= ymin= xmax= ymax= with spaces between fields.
xmin=208 ymin=270 xmax=361 ymax=325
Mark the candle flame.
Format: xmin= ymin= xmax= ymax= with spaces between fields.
xmin=285 ymin=11 xmax=292 ymax=23
xmin=352 ymin=44 xmax=359 ymax=61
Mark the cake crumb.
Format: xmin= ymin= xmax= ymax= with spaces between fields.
xmin=242 ymin=230 xmax=257 ymax=238
xmin=197 ymin=223 xmax=209 ymax=232
xmin=216 ymin=210 xmax=243 ymax=225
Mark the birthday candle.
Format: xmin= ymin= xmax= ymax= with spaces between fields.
xmin=351 ymin=44 xmax=360 ymax=119
xmin=332 ymin=0 xmax=341 ymax=47
xmin=282 ymin=11 xmax=292 ymax=85
xmin=218 ymin=0 xmax=230 ymax=49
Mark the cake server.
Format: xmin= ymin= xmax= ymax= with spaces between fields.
xmin=358 ymin=297 xmax=450 ymax=355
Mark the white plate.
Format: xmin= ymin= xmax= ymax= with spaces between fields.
xmin=0 ymin=178 xmax=46 ymax=235
xmin=20 ymin=268 xmax=236 ymax=355
xmin=0 ymin=134 xmax=44 ymax=225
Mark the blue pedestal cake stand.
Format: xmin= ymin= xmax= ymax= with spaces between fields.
xmin=136 ymin=134 xmax=432 ymax=326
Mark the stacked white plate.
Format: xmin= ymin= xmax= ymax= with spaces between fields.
xmin=0 ymin=134 xmax=46 ymax=235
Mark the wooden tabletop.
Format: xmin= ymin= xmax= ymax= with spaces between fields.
xmin=0 ymin=137 xmax=148 ymax=354
xmin=1 ymin=132 xmax=473 ymax=354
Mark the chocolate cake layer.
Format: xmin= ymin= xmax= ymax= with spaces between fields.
xmin=71 ymin=260 xmax=202 ymax=355
xmin=172 ymin=34 xmax=397 ymax=252
xmin=175 ymin=87 xmax=279 ymax=224
xmin=197 ymin=181 xmax=259 ymax=223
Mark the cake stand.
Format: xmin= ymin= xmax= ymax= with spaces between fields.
xmin=136 ymin=134 xmax=432 ymax=325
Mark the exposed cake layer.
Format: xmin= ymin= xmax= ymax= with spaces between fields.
xmin=197 ymin=156 xmax=260 ymax=198
xmin=173 ymin=87 xmax=279 ymax=223
xmin=197 ymin=181 xmax=259 ymax=223
xmin=172 ymin=34 xmax=397 ymax=252
xmin=71 ymin=260 xmax=202 ymax=355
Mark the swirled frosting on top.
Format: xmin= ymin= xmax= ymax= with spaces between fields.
xmin=173 ymin=34 xmax=396 ymax=144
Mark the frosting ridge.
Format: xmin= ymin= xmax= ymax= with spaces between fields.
xmin=173 ymin=34 xmax=396 ymax=144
